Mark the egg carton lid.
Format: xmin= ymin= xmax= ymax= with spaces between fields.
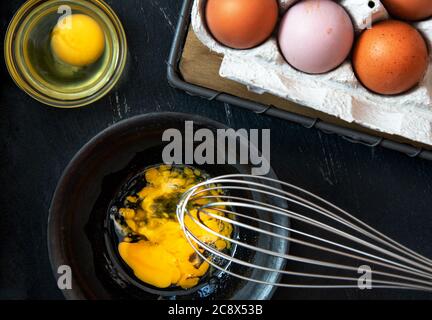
xmin=192 ymin=0 xmax=432 ymax=146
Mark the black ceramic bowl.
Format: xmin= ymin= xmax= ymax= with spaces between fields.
xmin=48 ymin=112 xmax=288 ymax=300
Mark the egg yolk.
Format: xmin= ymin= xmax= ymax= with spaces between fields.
xmin=51 ymin=14 xmax=105 ymax=67
xmin=117 ymin=166 xmax=233 ymax=289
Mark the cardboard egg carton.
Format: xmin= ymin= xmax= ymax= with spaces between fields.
xmin=192 ymin=0 xmax=432 ymax=145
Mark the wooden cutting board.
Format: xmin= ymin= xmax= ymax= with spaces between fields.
xmin=179 ymin=28 xmax=431 ymax=150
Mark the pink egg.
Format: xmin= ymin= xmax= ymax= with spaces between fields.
xmin=278 ymin=0 xmax=354 ymax=74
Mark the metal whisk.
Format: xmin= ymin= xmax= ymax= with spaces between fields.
xmin=176 ymin=174 xmax=432 ymax=292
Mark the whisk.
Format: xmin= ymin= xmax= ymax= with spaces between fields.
xmin=176 ymin=174 xmax=432 ymax=292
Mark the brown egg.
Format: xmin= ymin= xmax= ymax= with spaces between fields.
xmin=353 ymin=20 xmax=429 ymax=95
xmin=382 ymin=0 xmax=432 ymax=21
xmin=205 ymin=0 xmax=279 ymax=49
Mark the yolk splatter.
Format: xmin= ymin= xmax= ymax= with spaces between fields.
xmin=51 ymin=14 xmax=105 ymax=67
xmin=117 ymin=166 xmax=232 ymax=289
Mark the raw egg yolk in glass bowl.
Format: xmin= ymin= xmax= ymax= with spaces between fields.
xmin=51 ymin=14 xmax=105 ymax=67
xmin=113 ymin=165 xmax=233 ymax=290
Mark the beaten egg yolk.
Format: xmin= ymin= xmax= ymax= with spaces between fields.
xmin=51 ymin=14 xmax=105 ymax=67
xmin=117 ymin=166 xmax=233 ymax=289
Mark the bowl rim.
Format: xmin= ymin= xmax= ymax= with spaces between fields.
xmin=48 ymin=112 xmax=288 ymax=300
xmin=4 ymin=0 xmax=128 ymax=108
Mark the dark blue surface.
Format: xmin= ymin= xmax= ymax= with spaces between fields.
xmin=0 ymin=0 xmax=431 ymax=300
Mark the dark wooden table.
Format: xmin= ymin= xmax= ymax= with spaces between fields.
xmin=0 ymin=0 xmax=431 ymax=300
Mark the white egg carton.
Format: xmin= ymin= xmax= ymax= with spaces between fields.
xmin=192 ymin=0 xmax=432 ymax=145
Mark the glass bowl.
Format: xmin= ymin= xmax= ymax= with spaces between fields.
xmin=4 ymin=0 xmax=128 ymax=108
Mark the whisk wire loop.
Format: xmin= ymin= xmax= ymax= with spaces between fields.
xmin=177 ymin=174 xmax=432 ymax=292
